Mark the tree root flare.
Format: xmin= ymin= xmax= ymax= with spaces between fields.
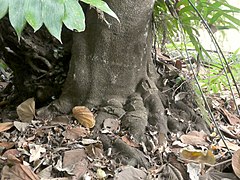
xmin=36 ymin=78 xmax=209 ymax=168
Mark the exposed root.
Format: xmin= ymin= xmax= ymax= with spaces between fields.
xmin=122 ymin=93 xmax=148 ymax=143
xmin=36 ymin=78 xmax=209 ymax=168
xmin=138 ymin=78 xmax=168 ymax=134
xmin=112 ymin=138 xmax=150 ymax=168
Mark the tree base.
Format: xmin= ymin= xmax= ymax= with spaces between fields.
xmin=37 ymin=77 xmax=209 ymax=168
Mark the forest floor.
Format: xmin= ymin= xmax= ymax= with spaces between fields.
xmin=0 ymin=52 xmax=240 ymax=180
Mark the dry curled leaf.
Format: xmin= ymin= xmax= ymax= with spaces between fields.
xmin=72 ymin=106 xmax=95 ymax=128
xmin=16 ymin=98 xmax=35 ymax=123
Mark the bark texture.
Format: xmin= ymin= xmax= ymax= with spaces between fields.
xmin=53 ymin=0 xmax=157 ymax=112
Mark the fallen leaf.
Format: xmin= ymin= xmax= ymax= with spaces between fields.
xmin=72 ymin=106 xmax=95 ymax=128
xmin=2 ymin=149 xmax=22 ymax=165
xmin=200 ymin=169 xmax=239 ymax=180
xmin=114 ymin=166 xmax=146 ymax=179
xmin=85 ymin=143 xmax=104 ymax=158
xmin=62 ymin=126 xmax=89 ymax=140
xmin=2 ymin=149 xmax=21 ymax=158
xmin=37 ymin=165 xmax=52 ymax=179
xmin=1 ymin=164 xmax=39 ymax=180
xmin=218 ymin=139 xmax=240 ymax=151
xmin=0 ymin=141 xmax=15 ymax=150
xmin=14 ymin=121 xmax=29 ymax=132
xmin=219 ymin=124 xmax=239 ymax=139
xmin=232 ymin=149 xmax=240 ymax=178
xmin=180 ymin=131 xmax=209 ymax=146
xmin=220 ymin=108 xmax=240 ymax=125
xmin=0 ymin=122 xmax=13 ymax=132
xmin=29 ymin=144 xmax=46 ymax=162
xmin=16 ymin=98 xmax=35 ymax=122
xmin=62 ymin=149 xmax=88 ymax=178
xmin=180 ymin=148 xmax=215 ymax=165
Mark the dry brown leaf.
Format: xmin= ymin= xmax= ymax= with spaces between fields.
xmin=85 ymin=143 xmax=104 ymax=158
xmin=180 ymin=148 xmax=216 ymax=165
xmin=37 ymin=165 xmax=52 ymax=179
xmin=220 ymin=108 xmax=240 ymax=125
xmin=0 ymin=122 xmax=14 ymax=132
xmin=219 ymin=124 xmax=239 ymax=139
xmin=1 ymin=164 xmax=39 ymax=180
xmin=2 ymin=149 xmax=22 ymax=165
xmin=62 ymin=126 xmax=89 ymax=140
xmin=16 ymin=98 xmax=35 ymax=122
xmin=232 ymin=149 xmax=240 ymax=178
xmin=180 ymin=131 xmax=209 ymax=146
xmin=0 ymin=141 xmax=15 ymax=149
xmin=218 ymin=139 xmax=240 ymax=151
xmin=114 ymin=166 xmax=146 ymax=179
xmin=81 ymin=138 xmax=99 ymax=145
xmin=2 ymin=149 xmax=21 ymax=159
xmin=72 ymin=106 xmax=95 ymax=128
xmin=62 ymin=149 xmax=88 ymax=178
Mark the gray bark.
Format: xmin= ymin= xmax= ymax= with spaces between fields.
xmin=53 ymin=0 xmax=156 ymax=113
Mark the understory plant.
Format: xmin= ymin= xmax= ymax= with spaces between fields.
xmin=154 ymin=0 xmax=240 ymax=94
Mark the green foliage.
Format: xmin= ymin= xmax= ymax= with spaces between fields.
xmin=154 ymin=0 xmax=240 ymax=94
xmin=200 ymin=49 xmax=240 ymax=94
xmin=154 ymin=0 xmax=240 ymax=58
xmin=0 ymin=0 xmax=118 ymax=42
xmin=0 ymin=0 xmax=8 ymax=20
xmin=81 ymin=0 xmax=119 ymax=22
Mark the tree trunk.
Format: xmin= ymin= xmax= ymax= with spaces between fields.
xmin=53 ymin=0 xmax=157 ymax=112
xmin=37 ymin=0 xmax=170 ymax=166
